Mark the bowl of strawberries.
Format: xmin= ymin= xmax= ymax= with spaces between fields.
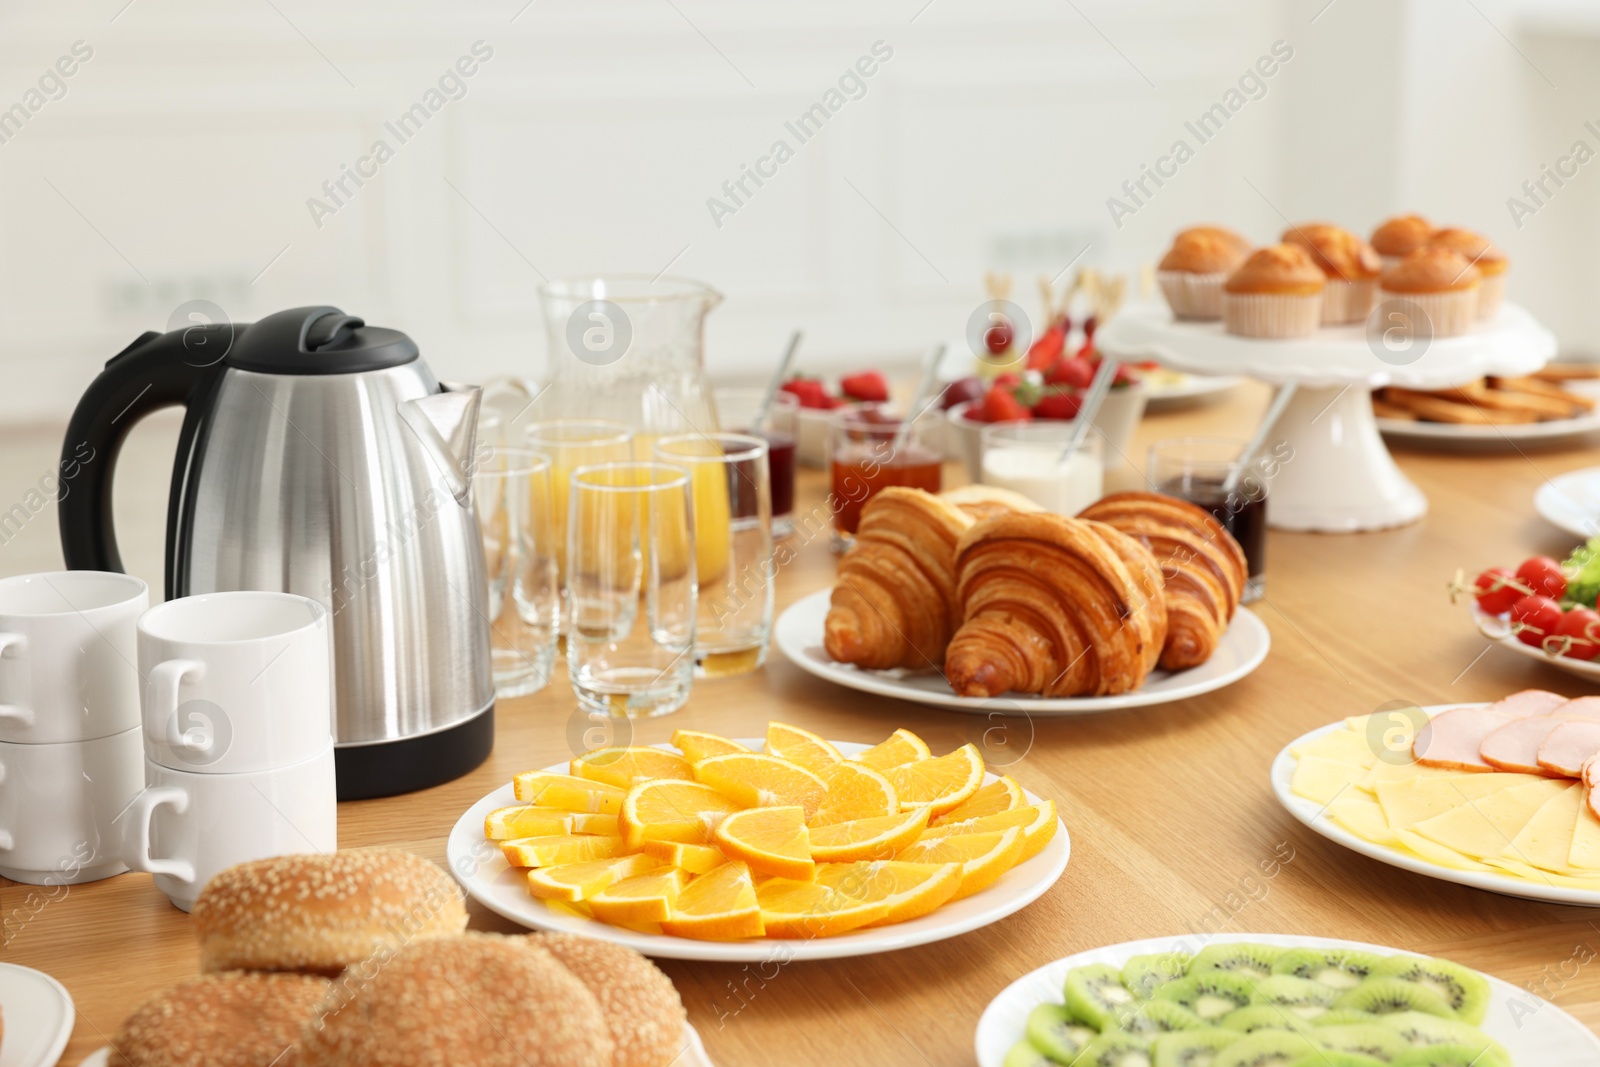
xmin=781 ymin=370 xmax=891 ymax=468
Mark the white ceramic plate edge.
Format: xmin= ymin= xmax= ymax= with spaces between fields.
xmin=1467 ymin=605 xmax=1600 ymax=684
xmin=1534 ymin=468 xmax=1600 ymax=539
xmin=0 ymin=962 xmax=75 ymax=1067
xmin=1379 ymin=378 xmax=1600 ymax=445
xmin=1143 ymin=373 xmax=1242 ymax=405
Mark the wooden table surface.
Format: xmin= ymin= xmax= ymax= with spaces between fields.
xmin=9 ymin=382 xmax=1600 ymax=1066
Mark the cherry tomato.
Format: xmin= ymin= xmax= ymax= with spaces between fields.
xmin=1510 ymin=594 xmax=1563 ymax=648
xmin=1471 ymin=567 xmax=1524 ymax=615
xmin=1553 ymin=608 xmax=1600 ymax=660
xmin=1516 ymin=556 xmax=1567 ymax=600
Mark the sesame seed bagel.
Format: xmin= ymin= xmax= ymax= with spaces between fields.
xmin=298 ymin=933 xmax=613 ymax=1067
xmin=527 ymin=933 xmax=686 ymax=1067
xmin=192 ymin=850 xmax=467 ymax=975
xmin=114 ymin=971 xmax=329 ymax=1067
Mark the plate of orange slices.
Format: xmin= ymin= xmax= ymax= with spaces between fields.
xmin=445 ymin=723 xmax=1070 ymax=961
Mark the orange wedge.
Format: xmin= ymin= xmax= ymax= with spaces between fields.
xmin=764 ymin=722 xmax=843 ymax=773
xmin=618 ymin=780 xmax=742 ymax=849
xmin=808 ymin=761 xmax=897 ymax=828
xmin=896 ymin=827 xmax=1024 ymax=900
xmin=712 ymin=805 xmax=814 ymax=880
xmin=500 ymin=834 xmax=624 ymax=868
xmin=922 ymin=800 xmax=1057 ymax=862
xmin=588 ymin=866 xmax=689 ymax=925
xmin=808 ymin=808 xmax=930 ymax=863
xmin=755 ymin=877 xmax=893 ymax=938
xmin=513 ymin=772 xmax=626 ymax=814
xmin=888 ymin=744 xmax=985 ymax=816
xmin=671 ymin=729 xmax=750 ymax=763
xmin=929 ymin=775 xmax=1023 ymax=826
xmin=526 ymin=853 xmax=659 ymax=902
xmin=851 ymin=727 xmax=932 ymax=771
xmin=485 ymin=805 xmax=618 ymax=840
xmin=636 ymin=839 xmax=728 ymax=874
xmin=660 ymin=861 xmax=765 ymax=940
xmin=570 ymin=746 xmax=694 ymax=789
xmin=816 ymin=860 xmax=963 ymax=926
xmin=693 ymin=753 xmax=827 ymax=818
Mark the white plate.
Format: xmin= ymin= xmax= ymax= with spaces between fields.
xmin=1535 ymin=467 xmax=1600 ymax=539
xmin=1378 ymin=379 xmax=1600 ymax=448
xmin=774 ymin=588 xmax=1269 ymax=714
xmin=447 ymin=739 xmax=1070 ymax=962
xmin=1273 ymin=707 xmax=1600 ymax=907
xmin=1467 ymin=605 xmax=1600 ymax=686
xmin=1142 ymin=372 xmax=1241 ymax=409
xmin=0 ymin=963 xmax=74 ymax=1067
xmin=975 ymin=933 xmax=1600 ymax=1067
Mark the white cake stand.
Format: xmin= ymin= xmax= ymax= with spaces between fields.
xmin=1097 ymin=302 xmax=1557 ymax=532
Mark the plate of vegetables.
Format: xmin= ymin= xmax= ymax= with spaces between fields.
xmin=1461 ymin=543 xmax=1600 ymax=681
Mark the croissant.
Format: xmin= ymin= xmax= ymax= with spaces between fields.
xmin=823 ymin=488 xmax=974 ymax=671
xmin=939 ymin=484 xmax=1043 ymax=524
xmin=1078 ymin=491 xmax=1247 ymax=670
xmin=944 ymin=513 xmax=1168 ymax=698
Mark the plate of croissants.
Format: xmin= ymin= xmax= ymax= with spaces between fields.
xmin=775 ymin=485 xmax=1270 ymax=714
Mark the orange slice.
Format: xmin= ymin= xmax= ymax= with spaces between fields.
xmin=816 ymin=860 xmax=963 ymax=926
xmin=922 ymin=800 xmax=1057 ymax=862
xmin=636 ymin=839 xmax=728 ymax=875
xmin=570 ymin=746 xmax=694 ymax=790
xmin=755 ymin=877 xmax=893 ymax=938
xmin=513 ymin=772 xmax=626 ymax=814
xmin=659 ymin=861 xmax=765 ymax=940
xmin=693 ymin=753 xmax=827 ymax=818
xmin=712 ymin=806 xmax=814 ymax=880
xmin=526 ymin=853 xmax=659 ymax=902
xmin=485 ymin=805 xmax=618 ymax=840
xmin=764 ymin=722 xmax=843 ymax=773
xmin=851 ymin=728 xmax=932 ymax=771
xmin=808 ymin=761 xmax=897 ymax=828
xmin=896 ymin=827 xmax=1024 ymax=900
xmin=887 ymin=744 xmax=985 ymax=816
xmin=808 ymin=808 xmax=930 ymax=863
xmin=671 ymin=729 xmax=750 ymax=763
xmin=618 ymin=780 xmax=742 ymax=849
xmin=588 ymin=867 xmax=689 ymax=925
xmin=929 ymin=775 xmax=1023 ymax=826
xmin=500 ymin=834 xmax=623 ymax=868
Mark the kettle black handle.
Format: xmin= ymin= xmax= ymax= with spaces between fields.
xmin=59 ymin=325 xmax=232 ymax=584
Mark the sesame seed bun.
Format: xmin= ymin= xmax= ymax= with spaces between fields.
xmin=1381 ymin=247 xmax=1482 ymax=293
xmin=193 ymin=850 xmax=467 ymax=975
xmin=114 ymin=972 xmax=329 ymax=1067
xmin=1222 ymin=244 xmax=1326 ymax=295
xmin=1370 ymin=214 xmax=1434 ymax=257
xmin=527 ymin=933 xmax=686 ymax=1067
xmin=298 ymin=934 xmax=613 ymax=1067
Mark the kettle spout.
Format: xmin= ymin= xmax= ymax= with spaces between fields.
xmin=399 ymin=385 xmax=482 ymax=505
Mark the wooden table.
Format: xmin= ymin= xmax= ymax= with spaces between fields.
xmin=9 ymin=382 xmax=1600 ymax=1066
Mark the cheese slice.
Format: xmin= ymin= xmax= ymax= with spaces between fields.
xmin=1292 ymin=757 xmax=1360 ymax=806
xmin=1395 ymin=829 xmax=1496 ymax=872
xmin=1376 ymin=774 xmax=1537 ymax=829
xmin=1292 ymin=729 xmax=1377 ymax=770
xmin=1484 ymin=856 xmax=1600 ymax=890
xmin=1569 ymin=801 xmax=1600 ymax=871
xmin=1411 ymin=778 xmax=1570 ymax=860
xmin=1500 ymin=782 xmax=1584 ymax=874
xmin=1327 ymin=794 xmax=1399 ymax=848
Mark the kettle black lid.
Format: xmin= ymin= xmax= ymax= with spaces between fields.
xmin=226 ymin=306 xmax=418 ymax=375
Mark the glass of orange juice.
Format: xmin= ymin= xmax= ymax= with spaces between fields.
xmin=525 ymin=419 xmax=633 ymax=629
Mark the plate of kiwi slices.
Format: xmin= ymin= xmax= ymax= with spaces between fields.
xmin=975 ymin=934 xmax=1600 ymax=1067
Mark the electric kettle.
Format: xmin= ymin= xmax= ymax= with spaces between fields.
xmin=58 ymin=306 xmax=494 ymax=799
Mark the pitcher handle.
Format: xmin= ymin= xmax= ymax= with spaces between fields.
xmin=480 ymin=376 xmax=546 ymax=438
xmin=0 ymin=632 xmax=32 ymax=727
xmin=120 ymin=785 xmax=195 ymax=882
xmin=146 ymin=658 xmax=208 ymax=756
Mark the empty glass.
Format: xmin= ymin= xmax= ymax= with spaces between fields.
xmin=472 ymin=448 xmax=560 ymax=697
xmin=655 ymin=433 xmax=773 ymax=678
xmin=566 ymin=462 xmax=697 ymax=718
xmin=525 ymin=419 xmax=634 ymax=622
xmin=713 ymin=387 xmax=799 ymax=538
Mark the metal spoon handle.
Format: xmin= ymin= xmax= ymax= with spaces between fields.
xmin=1222 ymin=382 xmax=1298 ymax=492
xmin=755 ymin=330 xmax=804 ymax=426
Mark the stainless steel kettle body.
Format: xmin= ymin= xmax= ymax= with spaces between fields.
xmin=59 ymin=306 xmax=494 ymax=799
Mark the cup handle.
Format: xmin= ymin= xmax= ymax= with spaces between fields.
xmin=0 ymin=632 xmax=33 ymax=727
xmin=120 ymin=785 xmax=195 ymax=883
xmin=146 ymin=658 xmax=206 ymax=755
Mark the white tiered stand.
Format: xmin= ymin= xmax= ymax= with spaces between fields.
xmin=1096 ymin=303 xmax=1558 ymax=532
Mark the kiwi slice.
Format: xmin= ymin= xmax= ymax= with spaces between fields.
xmin=1373 ymin=955 xmax=1491 ymax=1025
xmin=1065 ymin=964 xmax=1141 ymax=1029
xmin=1380 ymin=1012 xmax=1511 ymax=1066
xmin=1155 ymin=973 xmax=1258 ymax=1023
xmin=1112 ymin=1000 xmax=1207 ymax=1037
xmin=1004 ymin=1039 xmax=1055 ymax=1067
xmin=1124 ymin=953 xmax=1193 ymax=1000
xmin=1290 ymin=1054 xmax=1385 ymax=1067
xmin=1271 ymin=947 xmax=1380 ymax=991
xmin=1391 ymin=1047 xmax=1512 ymax=1067
xmin=1073 ymin=1033 xmax=1154 ymax=1067
xmin=1190 ymin=944 xmax=1282 ymax=982
xmin=1313 ymin=1023 xmax=1410 ymax=1060
xmin=1151 ymin=1029 xmax=1241 ymax=1067
xmin=1333 ymin=977 xmax=1454 ymax=1019
xmin=1212 ymin=1030 xmax=1319 ymax=1067
xmin=1025 ymin=1003 xmax=1098 ymax=1063
xmin=1313 ymin=1010 xmax=1383 ymax=1028
xmin=1248 ymin=975 xmax=1337 ymax=1021
xmin=1217 ymin=1006 xmax=1313 ymax=1036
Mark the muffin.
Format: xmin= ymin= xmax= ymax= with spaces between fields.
xmin=1378 ymin=247 xmax=1481 ymax=338
xmin=1282 ymin=223 xmax=1381 ymax=325
xmin=1221 ymin=244 xmax=1325 ymax=339
xmin=1158 ymin=228 xmax=1252 ymax=321
xmin=1427 ymin=227 xmax=1508 ymax=320
xmin=1370 ymin=214 xmax=1434 ymax=270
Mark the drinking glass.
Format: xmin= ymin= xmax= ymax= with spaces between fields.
xmin=714 ymin=387 xmax=798 ymax=538
xmin=525 ymin=419 xmax=634 ymax=617
xmin=979 ymin=422 xmax=1103 ymax=515
xmin=828 ymin=403 xmax=943 ymax=546
xmin=566 ymin=462 xmax=697 ymax=718
xmin=1148 ymin=436 xmax=1268 ymax=602
xmin=655 ymin=433 xmax=773 ymax=678
xmin=472 ymin=447 xmax=560 ymax=698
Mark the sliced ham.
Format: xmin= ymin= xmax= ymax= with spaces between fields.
xmin=1537 ymin=720 xmax=1600 ymax=778
xmin=1585 ymin=752 xmax=1600 ymax=790
xmin=1414 ymin=706 xmax=1513 ymax=772
xmin=1552 ymin=696 xmax=1600 ymax=720
xmin=1490 ymin=689 xmax=1571 ymax=718
xmin=1480 ymin=715 xmax=1584 ymax=775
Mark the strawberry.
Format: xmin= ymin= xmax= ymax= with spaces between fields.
xmin=781 ymin=377 xmax=833 ymax=410
xmin=1113 ymin=363 xmax=1139 ymax=386
xmin=1046 ymin=357 xmax=1094 ymax=389
xmin=993 ymin=372 xmax=1022 ymax=391
xmin=1025 ymin=323 xmax=1066 ymax=372
xmin=1032 ymin=390 xmax=1082 ymax=420
xmin=978 ymin=386 xmax=1032 ymax=423
xmin=839 ymin=370 xmax=889 ymax=403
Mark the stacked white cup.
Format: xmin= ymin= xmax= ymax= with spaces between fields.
xmin=122 ymin=590 xmax=338 ymax=911
xmin=0 ymin=571 xmax=148 ymax=886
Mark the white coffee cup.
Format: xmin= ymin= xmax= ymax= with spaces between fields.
xmin=120 ymin=744 xmax=337 ymax=911
xmin=137 ymin=591 xmax=333 ymax=775
xmin=0 ymin=726 xmax=143 ymax=885
xmin=0 ymin=571 xmax=147 ymax=744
